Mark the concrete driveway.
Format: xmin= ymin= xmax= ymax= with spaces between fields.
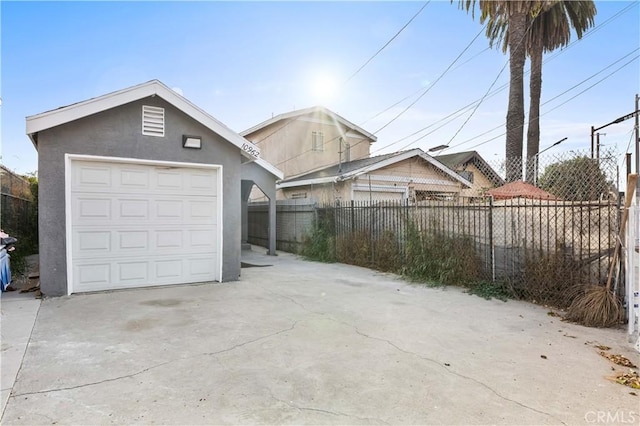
xmin=1 ymin=249 xmax=638 ymax=425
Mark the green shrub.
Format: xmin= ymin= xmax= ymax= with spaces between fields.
xmin=300 ymin=219 xmax=336 ymax=263
xmin=400 ymin=221 xmax=483 ymax=286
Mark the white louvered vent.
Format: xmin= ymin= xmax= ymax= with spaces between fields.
xmin=142 ymin=105 xmax=165 ymax=137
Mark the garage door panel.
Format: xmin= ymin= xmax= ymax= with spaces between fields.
xmin=117 ymin=261 xmax=149 ymax=282
xmin=75 ymin=197 xmax=112 ymax=220
xmin=156 ymin=199 xmax=183 ymax=219
xmin=73 ymin=164 xmax=112 ymax=189
xmin=155 ymin=170 xmax=183 ymax=191
xmin=188 ymin=199 xmax=216 ymax=220
xmin=189 ymin=172 xmax=217 ymax=191
xmin=76 ymin=231 xmax=111 ymax=253
xmin=119 ymin=199 xmax=150 ymax=219
xmin=156 ymin=230 xmax=184 ymax=249
xmin=70 ymin=159 xmax=219 ymax=293
xmin=188 ymin=257 xmax=216 ymax=276
xmin=73 ymin=227 xmax=217 ymax=259
xmin=156 ymin=260 xmax=183 ymax=279
xmin=76 ymin=263 xmax=111 ymax=290
xmin=118 ymin=231 xmax=149 ymax=250
xmin=118 ymin=168 xmax=150 ymax=189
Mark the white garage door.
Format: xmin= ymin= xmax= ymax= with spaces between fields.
xmin=69 ymin=158 xmax=221 ymax=293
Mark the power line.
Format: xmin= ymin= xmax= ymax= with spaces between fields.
xmin=264 ymin=2 xmax=637 ymax=172
xmin=360 ymin=46 xmax=491 ymax=126
xmin=344 ymin=1 xmax=431 ymax=85
xmin=442 ymin=48 xmax=640 ymax=151
xmin=274 ymin=21 xmax=489 ymax=169
xmin=463 ymin=54 xmax=639 ymax=152
xmin=372 ymin=24 xmax=487 ymax=135
xmin=369 ymin=2 xmax=636 ymax=155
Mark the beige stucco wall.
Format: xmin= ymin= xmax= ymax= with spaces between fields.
xmin=277 ymin=156 xmax=465 ymax=203
xmin=280 ymin=182 xmax=349 ymax=204
xmin=456 ymin=162 xmax=497 ymax=197
xmin=244 ymin=111 xmax=373 ymax=178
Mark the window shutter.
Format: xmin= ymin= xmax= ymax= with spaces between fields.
xmin=142 ymin=106 xmax=165 ymax=137
xmin=312 ymin=131 xmax=324 ymax=151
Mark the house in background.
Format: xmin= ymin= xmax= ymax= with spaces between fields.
xmin=27 ymin=80 xmax=282 ymax=296
xmin=435 ymin=151 xmax=504 ymax=196
xmin=278 ymin=148 xmax=472 ymax=204
xmin=241 ymin=106 xmax=377 ymax=200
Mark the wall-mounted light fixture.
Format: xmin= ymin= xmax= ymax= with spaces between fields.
xmin=182 ymin=135 xmax=202 ymax=149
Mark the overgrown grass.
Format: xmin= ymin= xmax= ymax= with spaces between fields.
xmin=467 ymin=281 xmax=512 ymax=302
xmin=400 ymin=221 xmax=482 ymax=286
xmin=301 ymin=217 xmax=505 ymax=300
xmin=300 ymin=218 xmax=336 ymax=263
xmin=521 ymin=248 xmax=585 ymax=308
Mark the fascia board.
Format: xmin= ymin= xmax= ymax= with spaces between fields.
xmin=277 ymin=176 xmax=336 ymax=188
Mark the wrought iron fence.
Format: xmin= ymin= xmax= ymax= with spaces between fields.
xmin=248 ymin=148 xmax=626 ymax=308
xmin=313 ymin=195 xmax=619 ymax=308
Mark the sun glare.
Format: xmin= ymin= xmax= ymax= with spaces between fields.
xmin=310 ymin=72 xmax=339 ymax=104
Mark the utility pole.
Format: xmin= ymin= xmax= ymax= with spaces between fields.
xmin=636 ymin=94 xmax=639 ymax=175
xmin=591 ymin=108 xmax=640 ymax=160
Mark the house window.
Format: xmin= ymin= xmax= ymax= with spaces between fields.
xmin=291 ymin=192 xmax=307 ymax=199
xmin=459 ymin=170 xmax=474 ymax=183
xmin=312 ymin=131 xmax=324 ymax=151
xmin=142 ymin=105 xmax=165 ymax=137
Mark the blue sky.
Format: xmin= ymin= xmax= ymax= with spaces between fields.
xmin=1 ymin=1 xmax=639 ymax=176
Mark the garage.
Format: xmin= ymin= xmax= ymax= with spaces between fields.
xmin=27 ymin=80 xmax=282 ymax=296
xmin=68 ymin=157 xmax=221 ymax=293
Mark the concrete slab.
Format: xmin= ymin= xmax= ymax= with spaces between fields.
xmin=0 ymin=291 xmax=41 ymax=417
xmin=1 ymin=249 xmax=638 ymax=424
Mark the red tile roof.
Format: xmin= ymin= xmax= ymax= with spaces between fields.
xmin=488 ymin=180 xmax=558 ymax=200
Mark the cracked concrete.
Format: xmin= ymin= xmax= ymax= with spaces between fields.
xmin=2 ymin=248 xmax=638 ymax=424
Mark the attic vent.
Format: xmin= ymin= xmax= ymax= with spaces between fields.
xmin=142 ymin=105 xmax=165 ymax=137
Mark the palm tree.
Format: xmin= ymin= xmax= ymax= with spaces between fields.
xmin=458 ymin=1 xmax=540 ymax=182
xmin=485 ymin=1 xmax=596 ymax=183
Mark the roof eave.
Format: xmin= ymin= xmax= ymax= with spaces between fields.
xmin=25 ymin=79 xmax=262 ymax=163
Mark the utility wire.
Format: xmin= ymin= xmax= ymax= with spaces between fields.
xmin=344 ymin=1 xmax=431 ymax=85
xmin=440 ymin=48 xmax=640 ymax=151
xmin=274 ymin=23 xmax=488 ymax=169
xmin=372 ymin=24 xmax=487 ymax=135
xmin=267 ymin=2 xmax=636 ymax=171
xmin=360 ymin=46 xmax=490 ymax=126
xmin=369 ymin=2 xmax=635 ymax=155
xmin=464 ymin=54 xmax=639 ymax=151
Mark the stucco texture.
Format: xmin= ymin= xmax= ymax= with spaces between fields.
xmin=36 ymin=96 xmax=242 ymax=296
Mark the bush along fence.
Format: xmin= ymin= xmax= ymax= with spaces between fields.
xmin=249 ymin=196 xmax=620 ymax=308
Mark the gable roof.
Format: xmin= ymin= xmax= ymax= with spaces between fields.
xmin=435 ymin=151 xmax=504 ymax=186
xmin=26 ymin=80 xmax=283 ymax=179
xmin=279 ymin=148 xmax=472 ymax=189
xmin=240 ymin=105 xmax=377 ymax=143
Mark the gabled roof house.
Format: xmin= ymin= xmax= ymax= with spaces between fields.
xmin=27 ymin=80 xmax=282 ymax=296
xmin=241 ymin=106 xmax=377 ymax=182
xmin=435 ymin=150 xmax=505 ymax=196
xmin=279 ymin=148 xmax=472 ymax=203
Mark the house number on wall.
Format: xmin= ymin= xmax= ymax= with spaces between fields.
xmin=241 ymin=143 xmax=260 ymax=159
